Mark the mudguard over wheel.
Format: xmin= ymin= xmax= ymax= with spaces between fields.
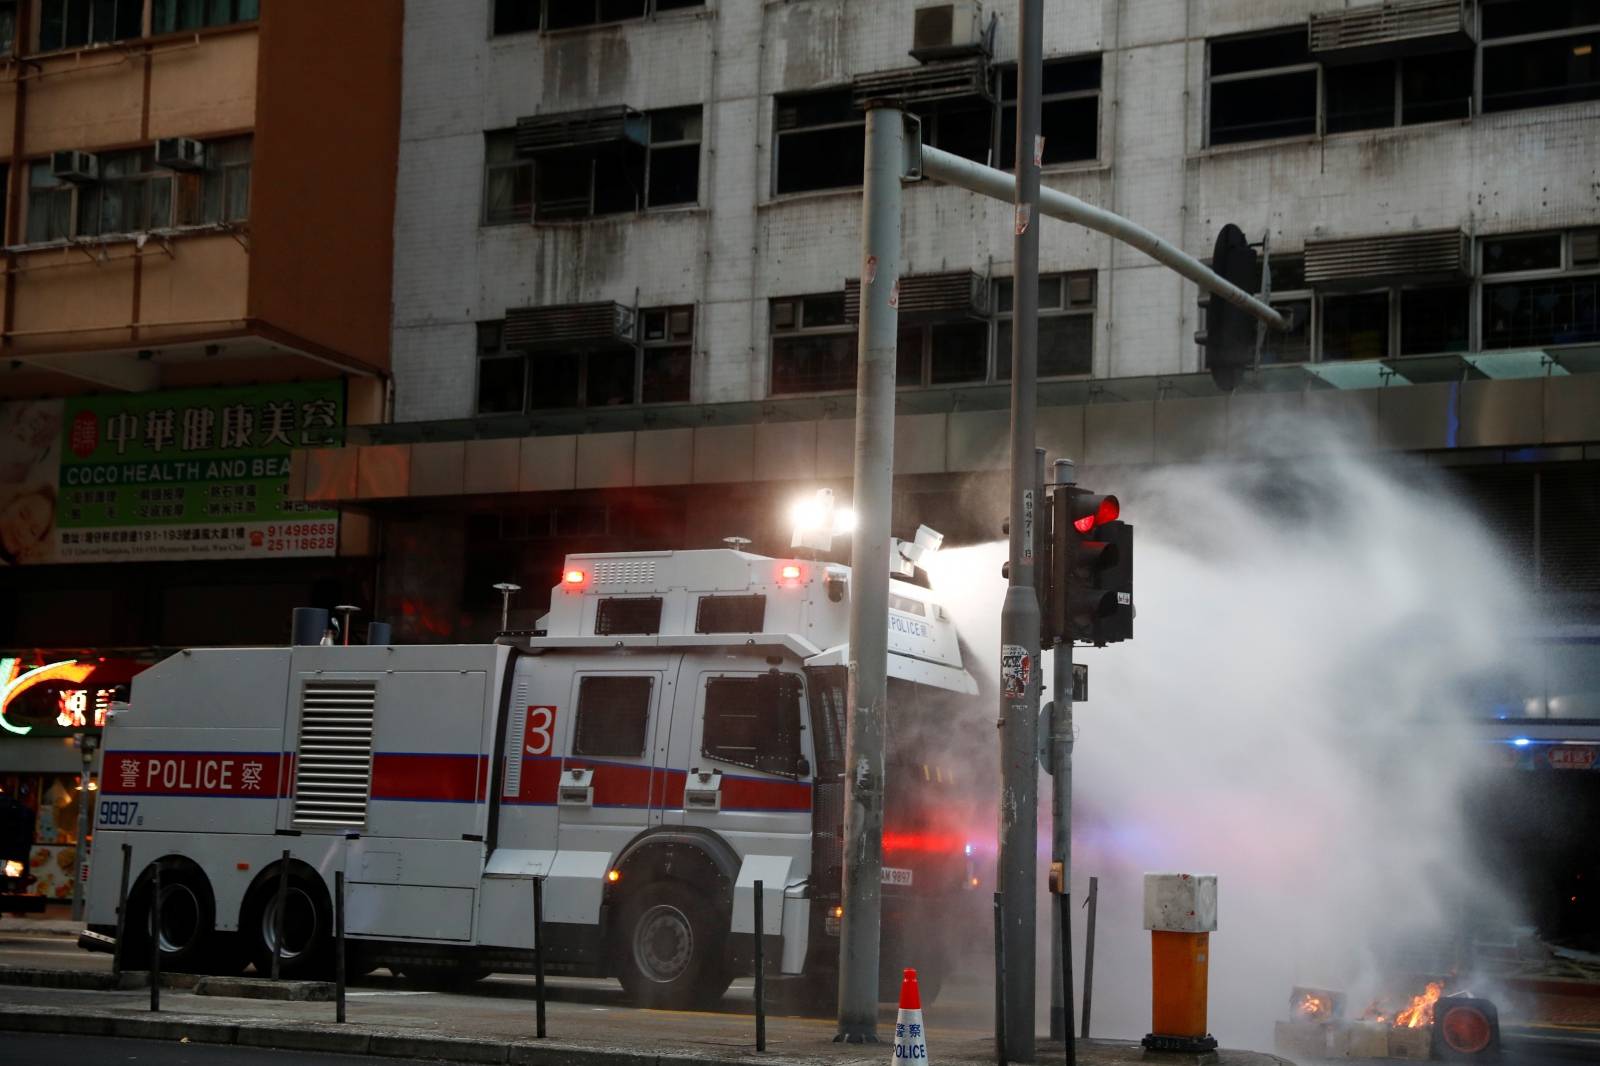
xmin=615 ymin=880 xmax=731 ymax=1009
xmin=240 ymin=865 xmax=333 ymax=979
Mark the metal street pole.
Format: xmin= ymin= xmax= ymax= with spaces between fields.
xmin=1049 ymin=458 xmax=1077 ymax=1047
xmin=836 ymin=102 xmax=903 ymax=1044
xmin=918 ymin=146 xmax=1287 ymax=332
xmin=71 ymin=733 xmax=96 ymax=921
xmin=997 ymin=2 xmax=1043 ymax=1058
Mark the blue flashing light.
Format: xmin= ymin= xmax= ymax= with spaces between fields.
xmin=964 ymin=842 xmax=975 ymax=857
xmin=1512 ymin=737 xmax=1532 ymax=747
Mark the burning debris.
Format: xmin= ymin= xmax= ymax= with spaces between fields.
xmin=1275 ymin=982 xmax=1501 ymax=1061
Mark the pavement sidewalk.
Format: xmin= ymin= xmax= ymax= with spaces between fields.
xmin=0 ymin=978 xmax=1292 ymax=1066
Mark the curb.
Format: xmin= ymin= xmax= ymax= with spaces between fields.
xmin=0 ymin=1003 xmax=1293 ymax=1066
xmin=194 ymin=975 xmax=335 ymax=1001
xmin=0 ymin=1005 xmax=758 ymax=1066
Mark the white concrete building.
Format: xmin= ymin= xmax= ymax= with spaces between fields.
xmin=388 ymin=0 xmax=1599 ymax=423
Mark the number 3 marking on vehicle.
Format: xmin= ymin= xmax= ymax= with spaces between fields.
xmin=524 ymin=706 xmax=557 ymax=757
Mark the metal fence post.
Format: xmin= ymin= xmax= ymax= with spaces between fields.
xmin=335 ymin=870 xmax=346 ymax=1023
xmin=112 ymin=843 xmax=131 ymax=984
xmin=754 ymin=879 xmax=766 ymax=1052
xmin=271 ymin=849 xmax=290 ymax=980
xmin=533 ymin=875 xmax=547 ymax=1039
xmin=1081 ymin=876 xmax=1099 ymax=1039
xmin=149 ymin=862 xmax=161 ymax=1012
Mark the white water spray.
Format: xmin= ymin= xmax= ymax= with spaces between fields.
xmin=925 ymin=435 xmax=1527 ymax=1050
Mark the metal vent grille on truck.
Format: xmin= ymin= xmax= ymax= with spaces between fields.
xmin=293 ymin=681 xmax=377 ymax=828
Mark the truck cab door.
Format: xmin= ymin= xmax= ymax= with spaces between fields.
xmin=549 ymin=657 xmax=677 ymax=924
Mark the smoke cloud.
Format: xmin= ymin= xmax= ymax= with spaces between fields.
xmin=925 ymin=423 xmax=1527 ymax=1051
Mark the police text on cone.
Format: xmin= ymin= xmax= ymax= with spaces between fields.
xmin=894 ymin=969 xmax=928 ymax=1062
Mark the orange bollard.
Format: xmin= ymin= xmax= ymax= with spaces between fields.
xmin=1141 ymin=874 xmax=1219 ymax=1054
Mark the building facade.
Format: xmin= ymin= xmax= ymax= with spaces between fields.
xmin=302 ymin=0 xmax=1598 ymax=636
xmin=0 ymin=0 xmax=402 ymax=904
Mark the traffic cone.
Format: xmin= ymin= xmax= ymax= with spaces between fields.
xmin=894 ymin=969 xmax=928 ymax=1062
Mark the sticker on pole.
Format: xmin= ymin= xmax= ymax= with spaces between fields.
xmin=865 ymin=254 xmax=879 ymax=284
xmin=889 ymin=279 xmax=901 ymax=309
xmin=1001 ymin=644 xmax=1031 ymax=699
xmin=1014 ymin=204 xmax=1032 ymax=236
xmin=1034 ymin=135 xmax=1046 ymax=167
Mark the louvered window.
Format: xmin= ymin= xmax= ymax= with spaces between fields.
xmin=293 ymin=682 xmax=376 ymax=829
xmin=696 ymin=594 xmax=767 ymax=634
xmin=595 ymin=597 xmax=663 ymax=635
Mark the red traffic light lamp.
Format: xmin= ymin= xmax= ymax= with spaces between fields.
xmin=1071 ymin=493 xmax=1120 ymax=534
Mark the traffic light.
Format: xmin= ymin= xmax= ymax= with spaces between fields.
xmin=1041 ymin=487 xmax=1133 ymax=647
xmin=1197 ymin=223 xmax=1258 ymax=392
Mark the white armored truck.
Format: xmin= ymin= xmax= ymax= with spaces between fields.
xmin=83 ymin=546 xmax=981 ymax=1008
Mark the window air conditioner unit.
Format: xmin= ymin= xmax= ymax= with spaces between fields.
xmin=51 ymin=150 xmax=99 ymax=184
xmin=155 ymin=137 xmax=206 ymax=171
xmin=911 ymin=0 xmax=986 ymax=63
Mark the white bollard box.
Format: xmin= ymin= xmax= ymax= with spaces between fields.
xmin=1143 ymin=873 xmax=1218 ymax=933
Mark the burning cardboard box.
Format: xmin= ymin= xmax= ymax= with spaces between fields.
xmin=1328 ymin=1021 xmax=1390 ymax=1060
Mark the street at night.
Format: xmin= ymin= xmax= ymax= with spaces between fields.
xmin=4 ymin=1 xmax=1600 ymax=1065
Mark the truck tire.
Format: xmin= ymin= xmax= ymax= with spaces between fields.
xmin=126 ymin=861 xmax=216 ymax=974
xmin=616 ymin=880 xmax=731 ymax=1010
xmin=241 ymin=866 xmax=332 ymax=979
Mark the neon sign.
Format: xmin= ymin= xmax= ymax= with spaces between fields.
xmin=0 ymin=658 xmax=143 ymax=735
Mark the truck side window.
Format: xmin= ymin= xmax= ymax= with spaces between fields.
xmin=702 ymin=673 xmax=804 ymax=777
xmin=573 ymin=676 xmax=652 ymax=757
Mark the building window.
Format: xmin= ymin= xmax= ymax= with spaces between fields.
xmin=1318 ymin=283 xmax=1470 ymax=362
xmin=493 ymin=0 xmax=702 ymax=35
xmin=497 ymin=108 xmax=699 ymax=223
xmin=995 ymin=273 xmax=1096 ymax=379
xmin=644 ymin=108 xmax=701 ymax=208
xmin=999 ymin=55 xmax=1101 ymax=167
xmin=774 ymin=91 xmax=864 ymax=196
xmin=910 ymin=95 xmax=994 ymax=165
xmin=38 ymin=0 xmax=142 ymax=51
xmin=153 ymin=0 xmax=259 ymax=34
xmin=26 ymin=162 xmax=72 ymax=243
xmin=77 ymin=149 xmax=172 ymax=236
xmin=484 ymin=130 xmax=533 ymax=225
xmin=770 ymin=293 xmax=857 ymax=393
xmin=1481 ymin=0 xmax=1600 ymax=113
xmin=638 ymin=305 xmax=693 ymax=403
xmin=898 ymin=318 xmax=990 ymax=386
xmin=476 ymin=306 xmax=695 ymax=414
xmin=476 ymin=322 xmax=527 ymax=414
xmin=197 ymin=135 xmax=251 ymax=223
xmin=1482 ymin=230 xmax=1600 ymax=350
xmin=1324 ymin=52 xmax=1473 ymax=133
xmin=1253 ymin=254 xmax=1312 ymax=365
xmin=0 ymin=1 xmax=17 ymax=55
xmin=1208 ymin=28 xmax=1319 ymax=146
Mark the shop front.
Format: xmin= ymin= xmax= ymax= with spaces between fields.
xmin=0 ymin=656 xmax=146 ymax=911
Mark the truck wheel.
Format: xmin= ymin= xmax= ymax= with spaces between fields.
xmin=242 ymin=867 xmax=332 ymax=979
xmin=616 ymin=880 xmax=729 ymax=1010
xmin=123 ymin=862 xmax=216 ymax=974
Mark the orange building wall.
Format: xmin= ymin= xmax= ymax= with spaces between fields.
xmin=249 ymin=1 xmax=401 ymax=374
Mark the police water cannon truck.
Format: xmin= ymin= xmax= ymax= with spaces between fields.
xmin=82 ymin=542 xmax=981 ymax=1008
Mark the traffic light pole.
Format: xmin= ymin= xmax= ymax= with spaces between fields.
xmin=1048 ymin=459 xmax=1076 ymax=1047
xmin=917 ymin=147 xmax=1287 ymax=332
xmin=835 ymin=102 xmax=904 ymax=1045
xmin=997 ymin=1 xmax=1043 ymax=1058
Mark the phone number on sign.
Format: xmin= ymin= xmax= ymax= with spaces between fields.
xmin=263 ymin=521 xmax=338 ymax=553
